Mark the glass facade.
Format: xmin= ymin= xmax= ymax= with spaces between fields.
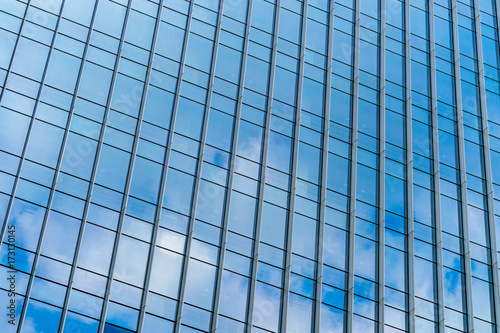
xmin=0 ymin=0 xmax=500 ymax=332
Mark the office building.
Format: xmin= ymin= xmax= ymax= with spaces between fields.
xmin=0 ymin=0 xmax=500 ymax=332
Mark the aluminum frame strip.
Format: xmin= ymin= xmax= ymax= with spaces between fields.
xmin=427 ymin=1 xmax=446 ymax=332
xmin=404 ymin=0 xmax=415 ymax=331
xmin=378 ymin=0 xmax=387 ymax=331
xmin=471 ymin=0 xmax=500 ymax=330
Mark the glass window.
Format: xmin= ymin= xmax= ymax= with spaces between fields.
xmin=219 ymin=271 xmax=249 ymax=321
xmin=472 ymin=277 xmax=494 ymax=322
xmin=411 ymin=62 xmax=429 ymax=96
xmin=41 ymin=212 xmax=80 ymax=263
xmin=215 ymin=44 xmax=242 ymax=83
xmin=45 ymin=49 xmax=81 ymax=92
xmin=105 ymin=302 xmax=139 ymax=332
xmin=297 ymin=142 xmax=321 ymax=184
xmin=78 ymin=224 xmax=115 ymax=275
xmin=320 ymin=304 xmax=345 ymax=332
xmin=306 ymin=18 xmax=327 ymax=54
xmin=68 ymin=290 xmax=103 ymax=319
xmin=279 ymin=8 xmax=302 ymax=44
xmin=274 ymin=67 xmax=297 ymax=105
xmin=78 ymin=63 xmax=113 ymax=105
xmin=206 ymin=110 xmax=234 ymax=152
xmin=436 ymin=71 xmax=455 ymax=105
xmin=149 ymin=247 xmax=183 ymax=298
xmin=175 ymin=97 xmax=205 ymax=140
xmin=113 ymin=236 xmax=149 ymax=286
xmin=0 ymin=29 xmax=17 ymax=69
xmin=244 ymin=56 xmax=270 ymax=95
xmin=253 ymin=282 xmax=281 ymax=332
xmin=260 ymin=202 xmax=287 ymax=248
xmin=354 ymin=236 xmax=376 ymax=280
xmin=11 ymin=37 xmax=49 ymax=81
xmin=125 ymin=10 xmax=155 ymax=49
xmin=237 ymin=120 xmax=263 ymax=161
xmin=292 ymin=214 xmax=317 ymax=259
xmin=385 ymin=175 xmax=405 ymax=217
xmin=358 ymin=100 xmax=379 ymax=137
xmin=386 ymin=51 xmax=404 ymax=85
xmin=414 ymin=257 xmax=436 ymax=301
xmin=110 ymin=74 xmax=144 ymax=117
xmin=94 ymin=0 xmax=127 ymax=37
xmin=385 ymin=247 xmax=406 ymax=290
xmin=323 ymin=225 xmax=347 ymax=270
xmin=25 ymin=120 xmax=64 ymax=168
xmin=359 ymin=41 xmax=379 ymax=75
xmin=129 ymin=157 xmax=162 ymax=203
xmin=228 ymin=191 xmax=257 ymax=237
xmin=109 ymin=281 xmax=142 ymax=311
xmin=184 ymin=259 xmax=216 ymax=309
xmin=327 ymin=153 xmax=350 ymax=195
xmin=356 ymin=164 xmax=378 ymax=205
xmin=63 ymin=311 xmax=99 ymax=333
xmin=63 ymin=0 xmax=97 ymax=26
xmin=143 ymin=86 xmax=174 ymax=129
xmin=302 ymin=78 xmax=325 ymax=116
xmin=267 ymin=131 xmax=293 ymax=173
xmin=4 ymin=199 xmax=45 ymax=252
xmin=465 ymin=141 xmax=485 ymax=177
xmin=0 ymin=109 xmax=30 ymax=155
xmin=142 ymin=314 xmax=174 ymax=333
xmin=156 ymin=22 xmax=185 ymax=61
xmin=24 ymin=300 xmax=61 ymax=333
xmin=163 ymin=169 xmax=195 ymax=215
xmin=330 ymin=89 xmax=352 ymax=127
xmin=251 ymin=0 xmax=275 ymax=32
xmin=196 ymin=180 xmax=226 ymax=226
xmin=332 ymin=30 xmax=353 ymax=66
xmin=185 ymin=33 xmax=213 ymax=73
xmin=287 ymin=293 xmax=313 ymax=332
xmin=468 ymin=205 xmax=488 ymax=246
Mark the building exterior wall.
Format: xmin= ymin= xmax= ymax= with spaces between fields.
xmin=0 ymin=0 xmax=500 ymax=332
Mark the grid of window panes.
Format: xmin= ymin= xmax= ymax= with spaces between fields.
xmin=0 ymin=0 xmax=499 ymax=332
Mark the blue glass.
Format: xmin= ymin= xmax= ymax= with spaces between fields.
xmin=219 ymin=271 xmax=249 ymax=321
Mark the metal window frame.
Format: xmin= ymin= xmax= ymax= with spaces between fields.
xmin=427 ymin=1 xmax=446 ymax=332
xmin=471 ymin=0 xmax=500 ymax=330
xmin=280 ymin=0 xmax=309 ymax=330
xmin=314 ymin=0 xmax=336 ymax=331
xmin=450 ymin=1 xmax=476 ymax=332
xmin=346 ymin=0 xmax=361 ymax=330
